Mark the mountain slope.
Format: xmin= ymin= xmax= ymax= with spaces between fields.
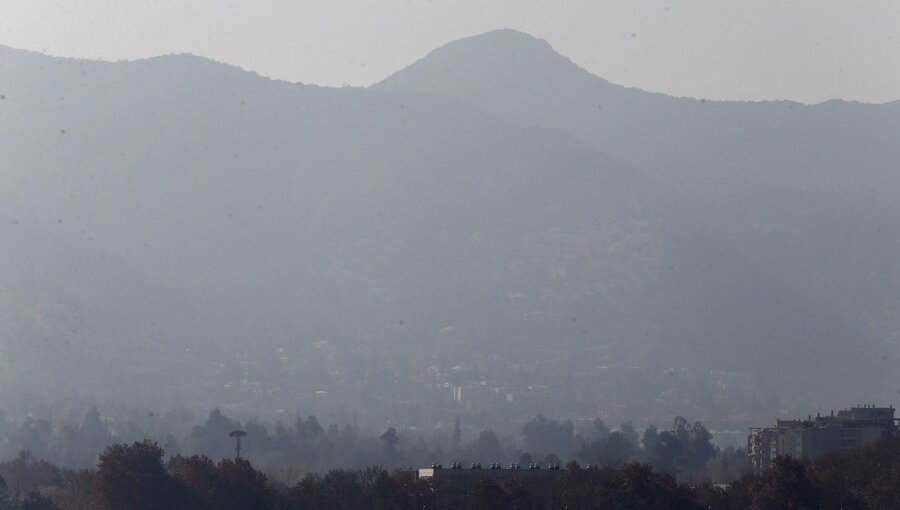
xmin=0 ymin=43 xmax=890 ymax=427
xmin=376 ymin=28 xmax=900 ymax=364
xmin=376 ymin=30 xmax=900 ymax=206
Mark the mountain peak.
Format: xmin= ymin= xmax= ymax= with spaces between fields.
xmin=448 ymin=29 xmax=556 ymax=53
xmin=374 ymin=29 xmax=586 ymax=93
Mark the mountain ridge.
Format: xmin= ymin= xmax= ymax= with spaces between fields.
xmin=6 ymin=32 xmax=895 ymax=106
xmin=376 ymin=29 xmax=900 ymax=211
xmin=376 ymin=29 xmax=896 ymax=106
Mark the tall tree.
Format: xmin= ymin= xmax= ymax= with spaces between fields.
xmin=749 ymin=456 xmax=819 ymax=510
xmin=95 ymin=440 xmax=183 ymax=510
xmin=379 ymin=428 xmax=399 ymax=469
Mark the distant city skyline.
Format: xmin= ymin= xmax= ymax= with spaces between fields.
xmin=0 ymin=0 xmax=898 ymax=104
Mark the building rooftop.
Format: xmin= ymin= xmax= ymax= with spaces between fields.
xmin=417 ymin=462 xmax=562 ymax=480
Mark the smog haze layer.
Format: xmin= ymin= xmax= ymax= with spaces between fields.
xmin=1 ymin=3 xmax=898 ymax=448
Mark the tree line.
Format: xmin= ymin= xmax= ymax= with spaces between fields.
xmin=0 ymin=437 xmax=897 ymax=509
xmin=0 ymin=407 xmax=744 ymax=483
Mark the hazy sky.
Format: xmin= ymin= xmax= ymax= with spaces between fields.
xmin=1 ymin=0 xmax=897 ymax=103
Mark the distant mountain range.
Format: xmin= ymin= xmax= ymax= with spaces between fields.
xmin=1 ymin=31 xmax=898 ymax=429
